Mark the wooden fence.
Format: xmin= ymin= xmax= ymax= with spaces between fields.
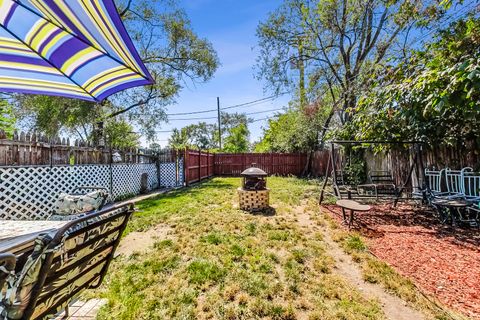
xmin=182 ymin=151 xmax=309 ymax=185
xmin=0 ymin=130 xmax=164 ymax=165
xmin=184 ymin=149 xmax=214 ymax=185
xmin=310 ymin=150 xmax=332 ymax=177
xmin=214 ymin=153 xmax=307 ymax=176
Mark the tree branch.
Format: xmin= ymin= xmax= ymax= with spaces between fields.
xmin=119 ymin=0 xmax=132 ymax=17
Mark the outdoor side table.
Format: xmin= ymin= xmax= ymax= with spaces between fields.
xmin=0 ymin=221 xmax=68 ymax=270
xmin=430 ymin=198 xmax=470 ymax=226
xmin=336 ymin=199 xmax=371 ymax=228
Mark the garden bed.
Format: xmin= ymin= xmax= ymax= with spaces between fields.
xmin=323 ymin=203 xmax=480 ymax=319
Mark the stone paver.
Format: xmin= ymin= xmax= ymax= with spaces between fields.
xmin=54 ymin=299 xmax=107 ymax=320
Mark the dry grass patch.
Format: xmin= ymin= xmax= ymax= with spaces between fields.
xmin=93 ymin=177 xmax=387 ymax=319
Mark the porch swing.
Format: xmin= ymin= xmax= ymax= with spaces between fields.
xmin=319 ymin=140 xmax=426 ymax=207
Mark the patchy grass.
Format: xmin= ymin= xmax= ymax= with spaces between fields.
xmin=96 ymin=177 xmax=385 ymax=319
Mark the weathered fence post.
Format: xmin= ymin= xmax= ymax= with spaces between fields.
xmin=207 ymin=150 xmax=210 ymax=178
xmin=270 ymin=153 xmax=274 ymax=175
xmin=184 ymin=148 xmax=189 ymax=186
xmin=198 ymin=149 xmax=201 ymax=182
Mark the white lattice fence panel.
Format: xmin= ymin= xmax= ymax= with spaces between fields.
xmin=0 ymin=165 xmax=110 ymax=220
xmin=160 ymin=162 xmax=177 ymax=187
xmin=111 ymin=163 xmax=158 ymax=200
xmin=159 ymin=159 xmax=184 ymax=187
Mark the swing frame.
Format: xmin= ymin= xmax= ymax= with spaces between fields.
xmin=318 ymin=140 xmax=425 ymax=207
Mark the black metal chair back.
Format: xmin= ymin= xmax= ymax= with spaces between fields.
xmin=20 ymin=203 xmax=134 ymax=320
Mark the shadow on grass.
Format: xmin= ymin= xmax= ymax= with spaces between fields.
xmin=245 ymin=206 xmax=276 ymax=217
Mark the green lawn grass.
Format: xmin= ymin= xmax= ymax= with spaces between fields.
xmin=95 ymin=177 xmax=385 ymax=319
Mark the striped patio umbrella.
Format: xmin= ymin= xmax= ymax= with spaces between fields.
xmin=0 ymin=0 xmax=154 ymax=102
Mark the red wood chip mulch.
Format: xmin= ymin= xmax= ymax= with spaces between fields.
xmin=323 ymin=203 xmax=480 ymax=319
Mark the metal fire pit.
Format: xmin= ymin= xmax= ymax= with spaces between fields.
xmin=237 ymin=165 xmax=270 ymax=211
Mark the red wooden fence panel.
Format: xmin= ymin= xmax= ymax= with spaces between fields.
xmin=213 ymin=153 xmax=308 ymax=176
xmin=184 ymin=151 xmax=308 ymax=184
xmin=184 ymin=149 xmax=215 ymax=185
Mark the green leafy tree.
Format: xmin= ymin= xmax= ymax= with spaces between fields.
xmin=168 ymin=122 xmax=216 ymax=150
xmin=255 ymin=108 xmax=319 ymax=152
xmin=13 ymin=95 xmax=139 ymax=147
xmin=0 ymin=100 xmax=15 ymax=137
xmin=168 ymin=128 xmax=190 ymax=149
xmin=350 ymin=16 xmax=480 ymax=150
xmin=104 ymin=118 xmax=139 ymax=148
xmin=221 ymin=112 xmax=251 ymax=135
xmin=168 ymin=112 xmax=252 ymax=150
xmin=110 ymin=0 xmax=220 ymax=139
xmin=256 ymin=0 xmax=449 ymax=146
xmin=223 ymin=123 xmax=250 ymax=152
xmin=13 ymin=95 xmax=102 ymax=141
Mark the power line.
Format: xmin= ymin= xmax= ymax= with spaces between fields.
xmin=246 ymin=108 xmax=285 ymax=116
xmin=220 ymin=93 xmax=290 ymax=111
xmin=168 ymin=116 xmax=218 ymax=121
xmin=165 ymin=92 xmax=290 ymax=116
xmin=251 ymin=116 xmax=276 ymax=123
xmin=410 ymin=3 xmax=478 ymax=46
xmin=167 ymin=108 xmax=286 ymax=121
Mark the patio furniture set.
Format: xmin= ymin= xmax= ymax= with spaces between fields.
xmin=419 ymin=167 xmax=480 ymax=227
xmin=0 ymin=188 xmax=134 ymax=319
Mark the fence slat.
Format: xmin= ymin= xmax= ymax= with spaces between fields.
xmin=211 ymin=152 xmax=308 ymax=177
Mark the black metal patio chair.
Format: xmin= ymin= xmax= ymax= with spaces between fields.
xmin=0 ymin=203 xmax=134 ymax=320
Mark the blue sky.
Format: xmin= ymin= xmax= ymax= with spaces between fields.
xmin=152 ymin=0 xmax=291 ymax=147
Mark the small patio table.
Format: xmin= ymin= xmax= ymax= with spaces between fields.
xmin=0 ymin=220 xmax=68 ymax=255
xmin=336 ymin=199 xmax=371 ymax=228
xmin=430 ymin=198 xmax=470 ymax=226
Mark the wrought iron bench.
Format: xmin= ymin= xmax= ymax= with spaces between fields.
xmin=0 ymin=203 xmax=134 ymax=320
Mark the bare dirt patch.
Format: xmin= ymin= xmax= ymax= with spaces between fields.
xmin=323 ymin=203 xmax=480 ymax=319
xmin=116 ymin=223 xmax=174 ymax=256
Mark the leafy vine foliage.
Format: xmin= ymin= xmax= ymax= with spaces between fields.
xmin=350 ymin=16 xmax=480 ymax=150
xmin=0 ymin=100 xmax=15 ymax=137
xmin=255 ymin=0 xmax=446 ymax=152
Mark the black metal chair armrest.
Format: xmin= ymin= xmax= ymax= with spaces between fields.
xmin=0 ymin=253 xmax=16 ymax=289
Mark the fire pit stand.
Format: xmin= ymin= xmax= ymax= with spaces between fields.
xmin=237 ymin=166 xmax=270 ymax=211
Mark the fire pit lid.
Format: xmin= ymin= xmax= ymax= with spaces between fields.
xmin=241 ymin=167 xmax=267 ymax=177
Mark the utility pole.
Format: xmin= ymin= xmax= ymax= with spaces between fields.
xmin=297 ymin=37 xmax=306 ymax=109
xmin=217 ymin=97 xmax=222 ymax=150
xmin=289 ymin=36 xmax=307 ymax=108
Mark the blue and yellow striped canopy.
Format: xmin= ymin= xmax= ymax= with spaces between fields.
xmin=0 ymin=0 xmax=154 ymax=102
